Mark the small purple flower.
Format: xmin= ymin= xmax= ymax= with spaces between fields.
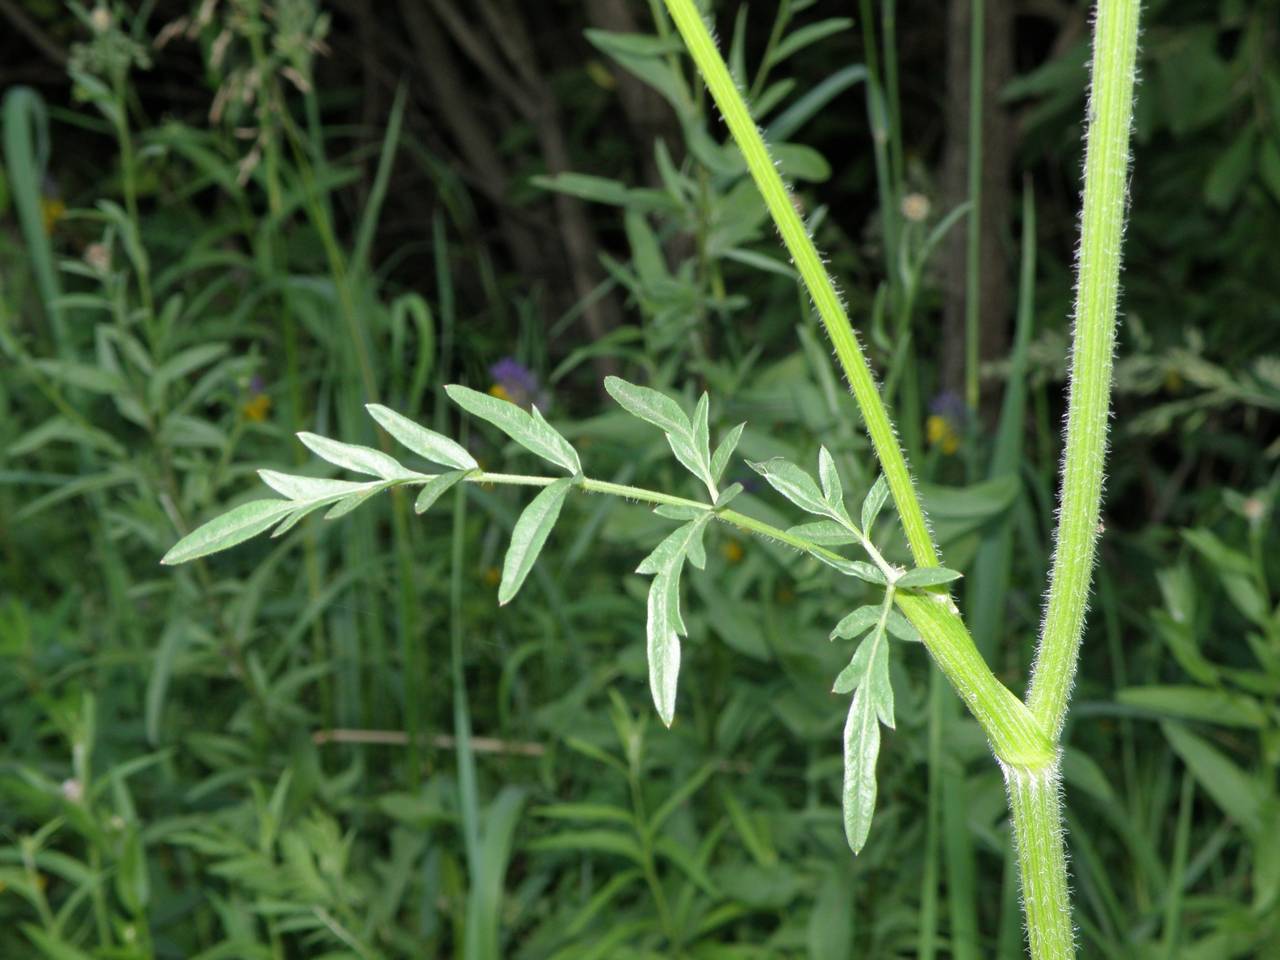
xmin=929 ymin=390 xmax=966 ymax=425
xmin=489 ymin=357 xmax=549 ymax=409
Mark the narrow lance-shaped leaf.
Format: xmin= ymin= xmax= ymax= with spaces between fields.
xmin=258 ymin=470 xmax=373 ymax=502
xmin=637 ymin=515 xmax=711 ymax=575
xmin=868 ymin=638 xmax=894 ymax=728
xmin=297 ymin=432 xmax=413 ymax=481
xmin=748 ymin=457 xmax=832 ymax=519
xmin=713 ymin=483 xmax=742 ymax=509
xmin=885 ymin=609 xmax=921 ymax=642
xmin=833 ymin=640 xmax=874 ymax=695
xmin=498 ymin=478 xmax=574 ymax=605
xmin=812 ymin=552 xmax=886 ymax=584
xmin=817 ymin=447 xmax=845 ymax=517
xmin=789 ymin=519 xmax=857 ymax=545
xmin=710 ymin=422 xmax=746 ymax=484
xmin=415 ymin=470 xmax=468 ymax=514
xmin=445 ymin=384 xmax=580 ymax=474
xmin=604 ymin=376 xmax=691 ymax=436
xmin=647 ymin=566 xmax=682 ymax=727
xmin=366 ymin=403 xmax=478 ymax=470
xmin=830 ymin=605 xmax=881 ymax=640
xmin=896 ymin=566 xmax=963 ymax=588
xmin=690 ymin=392 xmax=715 ymax=493
xmin=325 ymin=483 xmax=390 ymax=519
xmin=161 ymin=500 xmax=294 ymax=565
xmin=861 ymin=475 xmax=890 ymax=533
xmin=843 ymin=684 xmax=880 ymax=854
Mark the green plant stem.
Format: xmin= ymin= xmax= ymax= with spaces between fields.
xmin=964 ymin=0 xmax=984 ymax=415
xmin=1027 ymin=0 xmax=1141 ymax=739
xmin=1007 ymin=763 xmax=1072 ymax=960
xmin=1010 ymin=2 xmax=1141 ymax=957
xmin=661 ymin=0 xmax=936 ymax=571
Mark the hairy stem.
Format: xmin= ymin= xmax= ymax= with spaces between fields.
xmin=1028 ymin=0 xmax=1141 ymax=740
xmin=661 ymin=0 xmax=938 ymax=570
xmin=1012 ymin=2 xmax=1141 ymax=958
xmin=1007 ymin=762 xmax=1072 ymax=960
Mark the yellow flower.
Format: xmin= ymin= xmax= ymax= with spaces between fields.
xmin=585 ymin=60 xmax=616 ymax=90
xmin=41 ymin=197 xmax=66 ymax=235
xmin=721 ymin=540 xmax=744 ymax=564
xmin=926 ymin=414 xmax=959 ymax=456
xmin=489 ymin=384 xmax=512 ymax=402
xmin=241 ymin=393 xmax=272 ymax=422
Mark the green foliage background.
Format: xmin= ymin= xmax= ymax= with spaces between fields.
xmin=1 ymin=1 xmax=1278 ymax=957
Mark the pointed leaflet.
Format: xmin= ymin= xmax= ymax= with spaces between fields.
xmin=161 ymin=500 xmax=294 ymax=565
xmin=748 ymin=457 xmax=837 ymax=521
xmin=258 ymin=470 xmax=374 ymax=502
xmin=813 ymin=553 xmax=887 ymax=584
xmin=415 ymin=470 xmax=467 ymax=514
xmin=710 ymin=422 xmax=746 ymax=484
xmin=636 ymin=515 xmax=712 ymax=575
xmin=843 ymin=684 xmax=880 ymax=854
xmin=271 ymin=504 xmax=318 ymax=538
xmin=714 ymin=483 xmax=743 ymax=508
xmin=885 ymin=609 xmax=921 ymax=642
xmin=606 ymin=376 xmax=716 ymax=496
xmin=498 ymin=478 xmax=574 ymax=605
xmin=666 ymin=431 xmax=714 ymax=494
xmin=325 ymin=483 xmax=390 ymax=519
xmin=690 ymin=393 xmax=715 ymax=492
xmin=896 ymin=566 xmax=962 ymax=588
xmin=833 ymin=640 xmax=874 ymax=694
xmin=817 ymin=447 xmax=845 ymax=516
xmin=639 ymin=515 xmax=711 ymax=726
xmin=297 ymin=432 xmax=413 ymax=481
xmin=861 ymin=475 xmax=890 ymax=533
xmin=445 ymin=385 xmax=580 ymax=474
xmin=366 ymin=403 xmax=478 ymax=471
xmin=647 ymin=566 xmax=682 ymax=726
xmin=603 ymin=376 xmax=691 ymax=436
xmin=789 ymin=519 xmax=857 ymax=545
xmin=830 ymin=605 xmax=881 ymax=640
xmin=868 ymin=638 xmax=894 ymax=728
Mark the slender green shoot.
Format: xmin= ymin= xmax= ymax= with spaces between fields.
xmin=1028 ymin=0 xmax=1142 ymax=740
xmin=661 ymin=0 xmax=938 ymax=571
